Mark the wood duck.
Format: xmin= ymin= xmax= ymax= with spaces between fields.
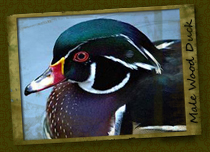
xmin=24 ymin=19 xmax=186 ymax=139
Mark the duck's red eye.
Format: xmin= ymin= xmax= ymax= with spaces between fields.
xmin=73 ymin=51 xmax=89 ymax=62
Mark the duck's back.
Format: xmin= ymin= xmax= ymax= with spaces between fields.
xmin=121 ymin=40 xmax=186 ymax=127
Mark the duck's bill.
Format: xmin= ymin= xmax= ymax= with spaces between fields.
xmin=24 ymin=58 xmax=66 ymax=96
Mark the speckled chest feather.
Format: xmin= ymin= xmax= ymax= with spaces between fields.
xmin=46 ymin=81 xmax=124 ymax=138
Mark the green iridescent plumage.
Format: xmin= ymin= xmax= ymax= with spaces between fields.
xmin=52 ymin=19 xmax=160 ymax=65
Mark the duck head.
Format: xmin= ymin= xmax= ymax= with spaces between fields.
xmin=25 ymin=19 xmax=162 ymax=96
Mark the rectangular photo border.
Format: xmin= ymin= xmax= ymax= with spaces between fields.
xmin=7 ymin=4 xmax=201 ymax=145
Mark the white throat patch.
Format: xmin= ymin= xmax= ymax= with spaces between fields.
xmin=78 ymin=63 xmax=131 ymax=94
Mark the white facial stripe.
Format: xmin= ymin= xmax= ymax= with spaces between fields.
xmin=117 ymin=34 xmax=162 ymax=74
xmin=63 ymin=33 xmax=149 ymax=61
xmin=64 ymin=43 xmax=82 ymax=59
xmin=64 ymin=34 xmax=128 ymax=59
xmin=117 ymin=34 xmax=148 ymax=59
xmin=156 ymin=41 xmax=175 ymax=49
xmin=64 ymin=33 xmax=161 ymax=74
xmin=134 ymin=63 xmax=156 ymax=71
xmin=143 ymin=48 xmax=162 ymax=74
xmin=104 ymin=56 xmax=138 ymax=70
xmin=104 ymin=56 xmax=158 ymax=72
xmin=78 ymin=63 xmax=131 ymax=94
